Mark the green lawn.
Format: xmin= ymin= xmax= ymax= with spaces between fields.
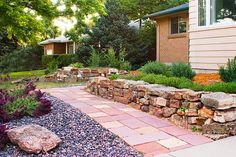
xmin=7 ymin=69 xmax=46 ymax=80
xmin=0 ymin=69 xmax=85 ymax=90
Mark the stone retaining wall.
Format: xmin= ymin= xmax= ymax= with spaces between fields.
xmin=86 ymin=77 xmax=236 ymax=140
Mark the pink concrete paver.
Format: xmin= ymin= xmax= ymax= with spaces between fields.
xmin=43 ymin=86 xmax=213 ymax=156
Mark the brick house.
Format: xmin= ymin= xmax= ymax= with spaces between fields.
xmin=146 ymin=1 xmax=236 ymax=72
xmin=39 ymin=36 xmax=77 ymax=55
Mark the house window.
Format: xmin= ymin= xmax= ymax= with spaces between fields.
xmin=170 ymin=17 xmax=187 ymax=34
xmin=69 ymin=45 xmax=74 ymax=54
xmin=198 ymin=0 xmax=236 ymax=26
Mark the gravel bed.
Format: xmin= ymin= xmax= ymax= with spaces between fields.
xmin=0 ymin=95 xmax=143 ymax=157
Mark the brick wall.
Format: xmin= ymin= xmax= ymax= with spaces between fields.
xmin=156 ymin=12 xmax=189 ymax=63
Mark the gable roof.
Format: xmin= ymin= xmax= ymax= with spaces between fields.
xmin=39 ymin=36 xmax=72 ymax=45
xmin=144 ymin=3 xmax=189 ymax=19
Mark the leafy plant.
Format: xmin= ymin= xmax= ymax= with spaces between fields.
xmin=219 ymin=57 xmax=236 ymax=82
xmin=179 ymin=106 xmax=188 ymax=112
xmin=4 ymin=96 xmax=39 ymax=117
xmin=70 ymin=62 xmax=84 ymax=68
xmin=140 ymin=61 xmax=171 ymax=76
xmin=0 ymin=124 xmax=9 ymax=150
xmin=88 ymin=48 xmax=103 ymax=67
xmin=171 ymin=62 xmax=196 ymax=80
xmin=109 ymin=74 xmax=120 ymax=80
xmin=46 ymin=59 xmax=58 ymax=74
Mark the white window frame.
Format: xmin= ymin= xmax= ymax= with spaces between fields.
xmin=197 ymin=0 xmax=236 ymax=28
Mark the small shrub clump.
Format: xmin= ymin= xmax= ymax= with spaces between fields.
xmin=219 ymin=57 xmax=236 ymax=82
xmin=140 ymin=61 xmax=171 ymax=76
xmin=70 ymin=62 xmax=84 ymax=68
xmin=109 ymin=74 xmax=120 ymax=80
xmin=171 ymin=63 xmax=196 ymax=80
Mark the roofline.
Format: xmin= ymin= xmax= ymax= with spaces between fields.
xmin=143 ymin=3 xmax=189 ymax=19
xmin=39 ymin=41 xmax=73 ymax=45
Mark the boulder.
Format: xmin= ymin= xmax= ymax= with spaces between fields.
xmin=201 ymin=92 xmax=236 ymax=110
xmin=213 ymin=109 xmax=236 ymax=123
xmin=7 ymin=125 xmax=62 ymax=154
xmin=171 ymin=114 xmax=187 ymax=127
xmin=185 ymin=109 xmax=198 ymax=117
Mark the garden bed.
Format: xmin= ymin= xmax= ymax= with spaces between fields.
xmin=86 ymin=77 xmax=236 ymax=140
xmin=0 ymin=94 xmax=142 ymax=157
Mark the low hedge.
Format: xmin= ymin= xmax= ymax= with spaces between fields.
xmin=42 ymin=54 xmax=76 ymax=68
xmin=121 ymin=73 xmax=236 ymax=93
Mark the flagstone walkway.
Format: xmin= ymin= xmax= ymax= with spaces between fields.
xmin=43 ymin=86 xmax=213 ymax=157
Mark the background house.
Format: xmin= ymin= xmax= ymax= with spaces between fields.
xmin=39 ymin=36 xmax=77 ymax=55
xmin=145 ymin=3 xmax=189 ymax=64
xmin=146 ymin=1 xmax=236 ymax=72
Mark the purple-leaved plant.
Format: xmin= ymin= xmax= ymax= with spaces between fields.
xmin=0 ymin=124 xmax=9 ymax=150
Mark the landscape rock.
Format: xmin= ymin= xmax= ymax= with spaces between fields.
xmin=183 ymin=90 xmax=202 ymax=101
xmin=162 ymin=107 xmax=177 ymax=118
xmin=201 ymin=92 xmax=236 ymax=110
xmin=198 ymin=107 xmax=214 ymax=118
xmin=185 ymin=109 xmax=198 ymax=117
xmin=171 ymin=114 xmax=187 ymax=127
xmin=7 ymin=125 xmax=62 ymax=154
xmin=202 ymin=121 xmax=236 ymax=135
xmin=213 ymin=109 xmax=236 ymax=123
xmin=169 ymin=99 xmax=181 ymax=108
xmin=149 ymin=97 xmax=168 ymax=107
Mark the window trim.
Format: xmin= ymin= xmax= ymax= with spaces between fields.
xmin=169 ymin=16 xmax=187 ymax=36
xmin=197 ymin=0 xmax=236 ymax=28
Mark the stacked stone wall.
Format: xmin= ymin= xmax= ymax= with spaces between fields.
xmin=86 ymin=77 xmax=236 ymax=140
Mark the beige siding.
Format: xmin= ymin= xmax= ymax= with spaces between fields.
xmin=189 ymin=0 xmax=236 ymax=71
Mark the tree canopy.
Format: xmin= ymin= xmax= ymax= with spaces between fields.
xmin=119 ymin=0 xmax=189 ymax=20
xmin=0 ymin=0 xmax=58 ymax=44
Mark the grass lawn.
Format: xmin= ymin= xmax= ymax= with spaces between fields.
xmin=7 ymin=69 xmax=46 ymax=80
xmin=0 ymin=69 xmax=85 ymax=90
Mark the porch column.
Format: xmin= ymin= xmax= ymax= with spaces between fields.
xmin=73 ymin=42 xmax=76 ymax=54
xmin=66 ymin=42 xmax=68 ymax=54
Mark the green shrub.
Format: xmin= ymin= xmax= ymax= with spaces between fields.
xmin=171 ymin=62 xmax=196 ymax=80
xmin=109 ymin=74 xmax=120 ymax=80
xmin=46 ymin=59 xmax=58 ymax=74
xmin=0 ymin=46 xmax=43 ymax=73
xmin=105 ymin=48 xmax=120 ymax=68
xmin=57 ymin=54 xmax=76 ymax=67
xmin=4 ymin=97 xmax=39 ymax=116
xmin=219 ymin=57 xmax=236 ymax=82
xmin=120 ymin=61 xmax=132 ymax=71
xmin=88 ymin=48 xmax=103 ymax=67
xmin=203 ymin=82 xmax=236 ymax=93
xmin=70 ymin=62 xmax=84 ymax=68
xmin=42 ymin=54 xmax=76 ymax=69
xmin=42 ymin=55 xmax=54 ymax=68
xmin=140 ymin=61 xmax=171 ymax=76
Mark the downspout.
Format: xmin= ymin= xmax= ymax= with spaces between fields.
xmin=66 ymin=42 xmax=68 ymax=54
xmin=73 ymin=42 xmax=76 ymax=54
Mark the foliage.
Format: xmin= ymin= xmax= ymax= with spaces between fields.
xmin=0 ymin=46 xmax=43 ymax=73
xmin=0 ymin=124 xmax=9 ymax=150
xmin=219 ymin=57 xmax=236 ymax=82
xmin=75 ymin=0 xmax=149 ymax=69
xmin=0 ymin=0 xmax=58 ymax=44
xmin=171 ymin=63 xmax=196 ymax=80
xmin=119 ymin=0 xmax=188 ymax=20
xmin=75 ymin=45 xmax=93 ymax=66
xmin=46 ymin=59 xmax=58 ymax=74
xmin=88 ymin=48 xmax=103 ymax=68
xmin=203 ymin=82 xmax=236 ymax=93
xmin=4 ymin=96 xmax=39 ymax=117
xmin=0 ymin=82 xmax=52 ymax=123
xmin=70 ymin=62 xmax=84 ymax=68
xmin=109 ymin=74 xmax=120 ymax=80
xmin=42 ymin=54 xmax=76 ymax=70
xmin=57 ymin=54 xmax=76 ymax=68
xmin=140 ymin=61 xmax=171 ymax=76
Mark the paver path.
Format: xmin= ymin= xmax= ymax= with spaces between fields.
xmin=43 ymin=86 xmax=213 ymax=157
